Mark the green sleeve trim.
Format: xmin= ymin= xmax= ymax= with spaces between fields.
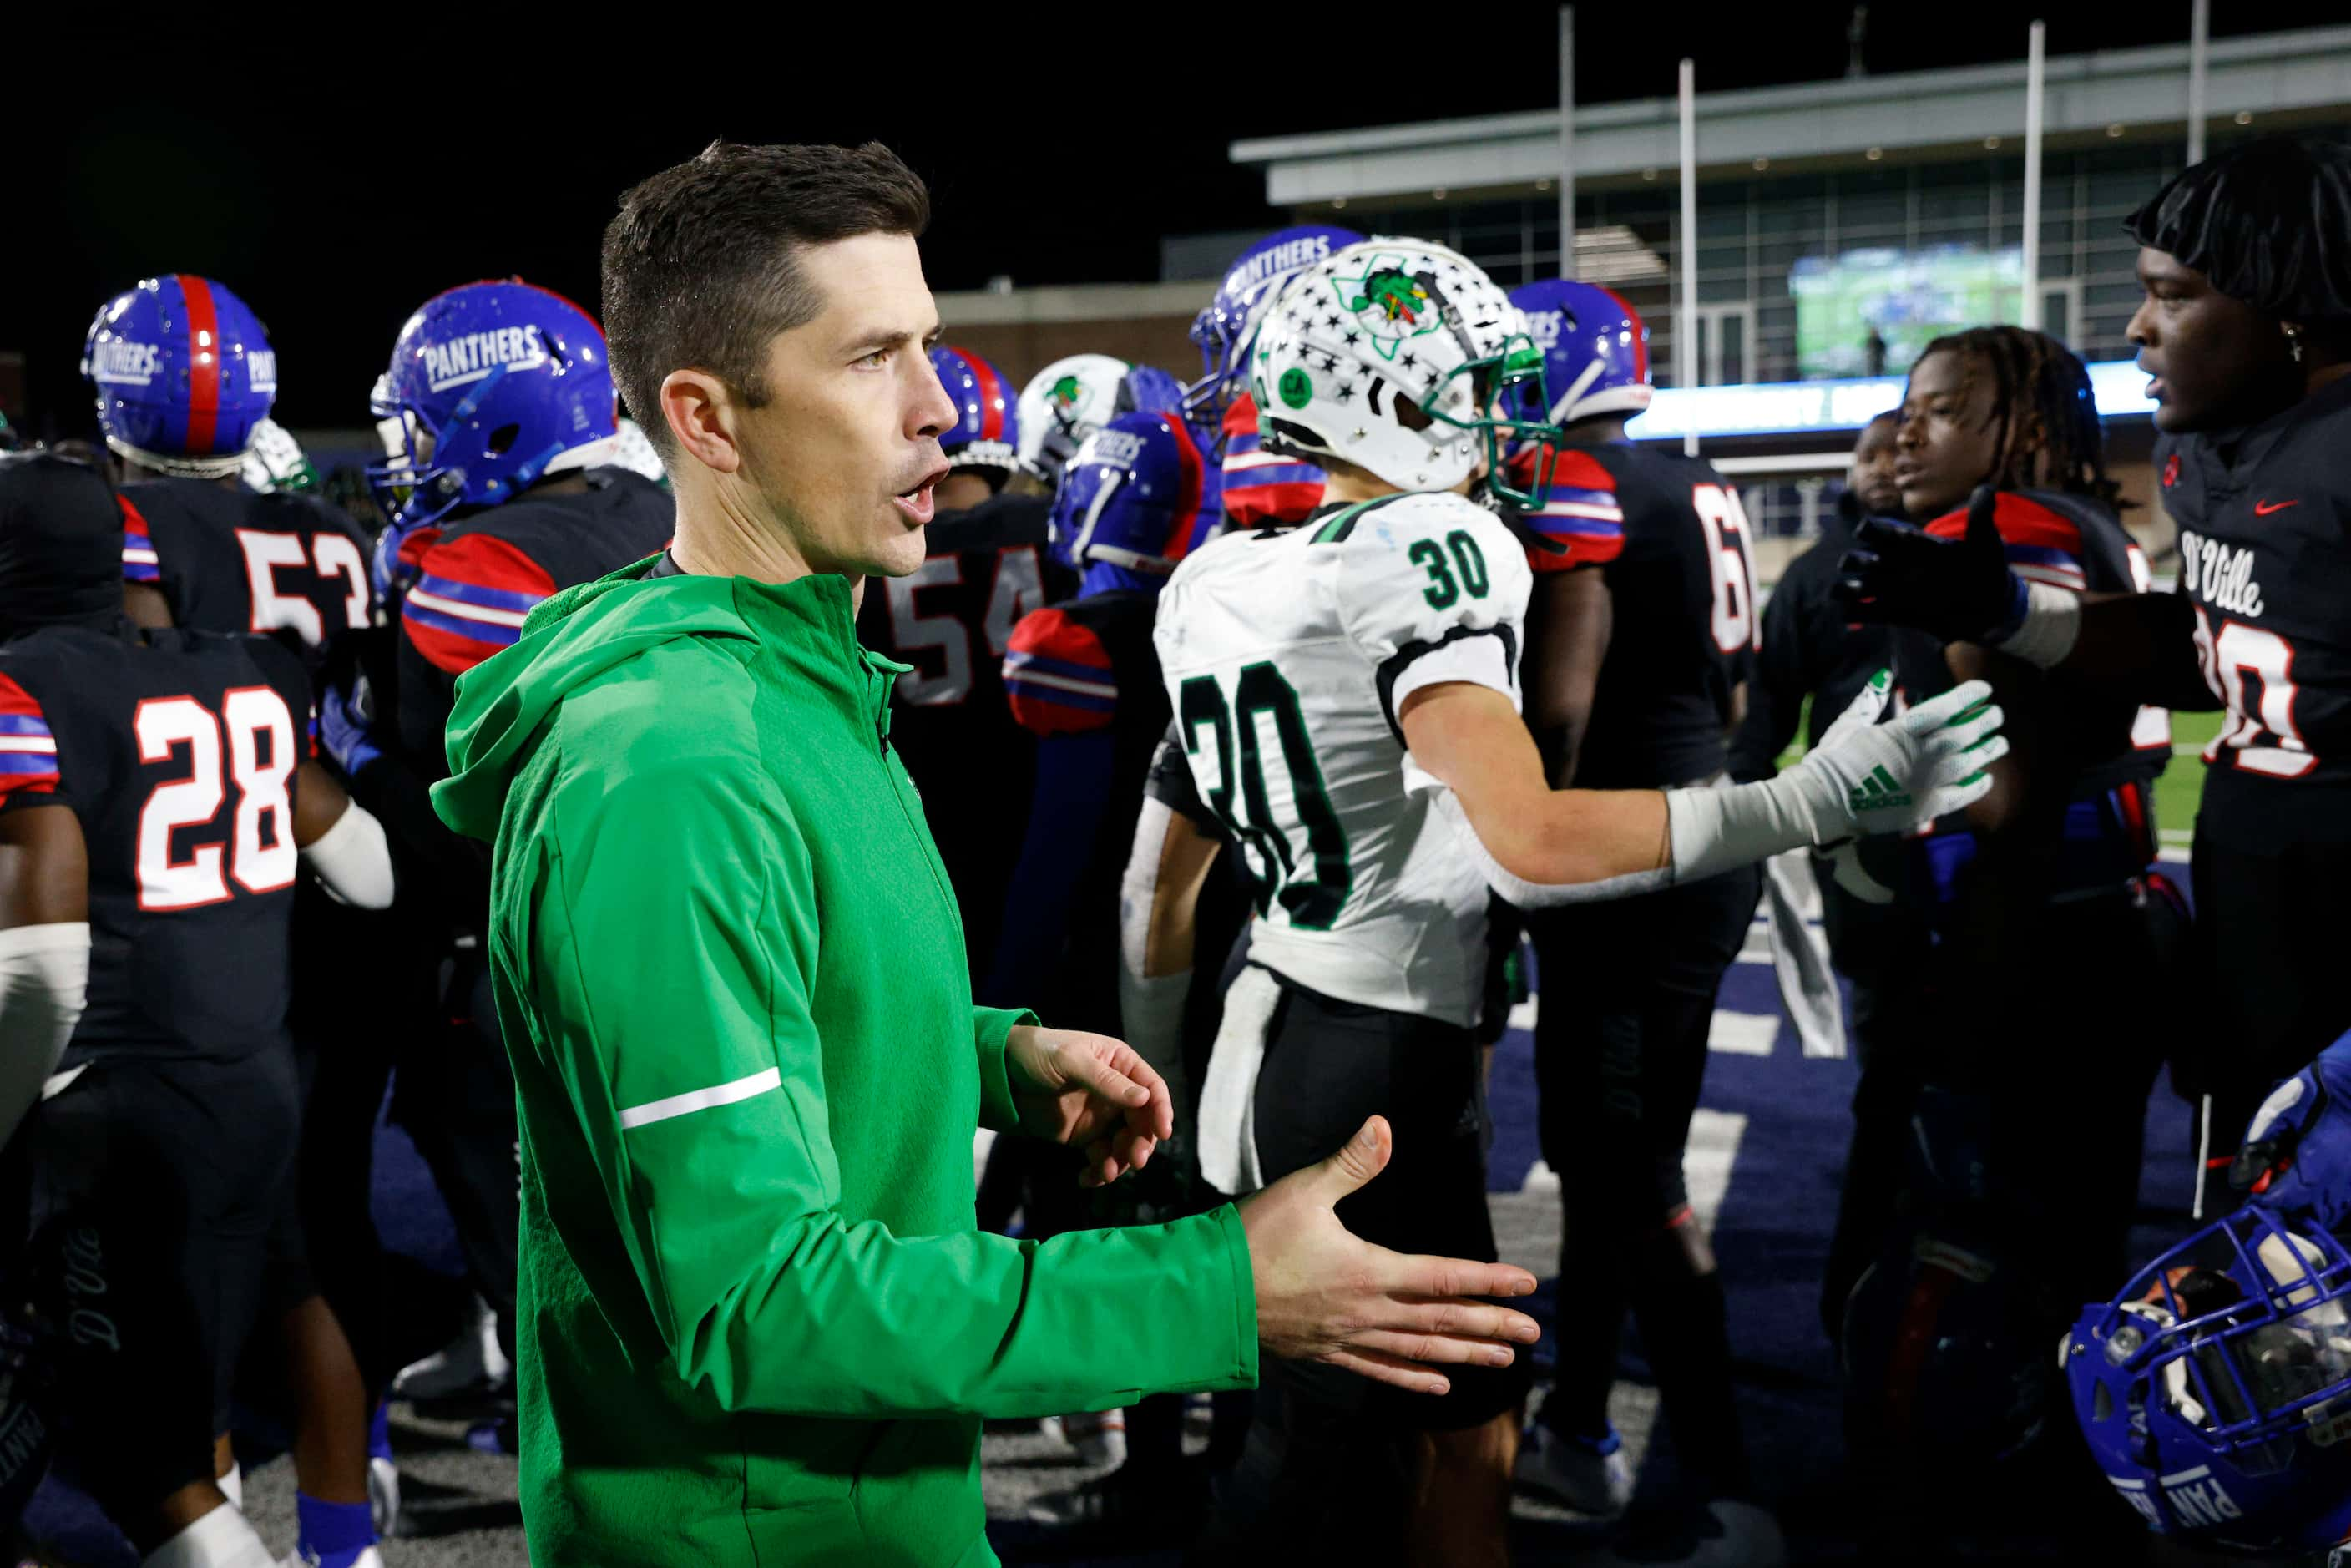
xmin=970 ymin=1005 xmax=1037 ymax=1133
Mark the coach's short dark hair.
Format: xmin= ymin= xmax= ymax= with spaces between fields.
xmin=601 ymin=140 xmax=931 ymax=453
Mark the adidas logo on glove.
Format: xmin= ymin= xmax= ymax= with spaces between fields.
xmin=1846 ymin=765 xmax=1913 ymax=813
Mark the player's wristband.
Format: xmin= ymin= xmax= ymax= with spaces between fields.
xmin=301 ymin=802 xmax=396 ymax=910
xmin=1983 ymin=581 xmax=2081 ymax=670
xmin=0 ymin=922 xmax=88 ymax=1147
xmin=1666 ymin=774 xmax=1816 ymax=888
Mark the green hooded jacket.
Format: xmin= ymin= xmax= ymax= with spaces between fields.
xmin=432 ymin=561 xmax=1257 ymax=1566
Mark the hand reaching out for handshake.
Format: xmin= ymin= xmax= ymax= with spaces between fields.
xmin=1238 ymin=1116 xmax=1540 ymax=1395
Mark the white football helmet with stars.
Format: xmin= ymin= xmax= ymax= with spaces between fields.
xmin=1247 ymin=238 xmax=1546 ymax=497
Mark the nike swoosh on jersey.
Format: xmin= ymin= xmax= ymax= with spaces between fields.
xmin=2252 ymin=498 xmax=2299 ymax=515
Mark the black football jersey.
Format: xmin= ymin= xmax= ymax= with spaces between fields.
xmin=0 ymin=623 xmax=311 ymax=1065
xmin=2158 ymin=374 xmax=2351 ymax=845
xmin=856 ymin=493 xmax=1074 ymax=987
xmin=121 ymin=479 xmax=374 ymax=658
xmin=997 ymin=588 xmax=1167 ymax=1027
xmin=1519 ymin=443 xmax=1758 ymax=789
xmin=396 ymin=468 xmax=676 ymax=771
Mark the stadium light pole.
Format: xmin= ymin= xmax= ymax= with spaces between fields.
xmin=1559 ymin=7 xmax=1575 ymax=276
xmin=1679 ymin=56 xmax=1698 ymax=457
xmin=2021 ymin=20 xmax=2046 ymax=332
xmin=2187 ymin=0 xmax=2210 ymax=164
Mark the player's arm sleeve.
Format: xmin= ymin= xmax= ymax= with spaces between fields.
xmin=1518 ymin=448 xmax=1625 ymax=574
xmin=530 ymin=754 xmax=1256 ymax=1420
xmin=1116 ymin=796 xmax=1220 ymax=1104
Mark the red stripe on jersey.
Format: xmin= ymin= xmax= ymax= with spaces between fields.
xmin=1223 ymin=478 xmax=1325 ymax=529
xmin=397 ymin=524 xmax=442 ymax=584
xmin=418 ymin=531 xmax=559 ymax=600
xmin=1524 ymin=530 xmax=1625 ymax=573
xmin=1004 ymin=609 xmax=1117 ymax=736
xmin=0 ymin=675 xmax=59 ymax=800
xmin=400 ymin=533 xmax=559 ymax=676
xmin=177 ymin=274 xmax=221 ymax=453
xmin=1222 ymin=392 xmax=1261 ymax=446
xmin=1924 ymin=493 xmax=2084 ymax=560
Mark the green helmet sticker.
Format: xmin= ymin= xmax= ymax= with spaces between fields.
xmin=1277 ymin=367 xmax=1315 ymax=409
xmin=1048 ymin=374 xmax=1084 ymax=410
xmin=1332 ymin=256 xmax=1442 ymax=363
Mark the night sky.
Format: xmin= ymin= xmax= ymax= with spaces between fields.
xmin=8 ymin=4 xmax=2338 ymax=434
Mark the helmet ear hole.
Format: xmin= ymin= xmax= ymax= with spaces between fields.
xmin=2091 ymin=1382 xmax=2115 ymax=1423
xmin=484 ymin=423 xmax=522 ymax=458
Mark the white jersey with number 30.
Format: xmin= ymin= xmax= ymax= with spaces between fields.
xmin=1154 ymin=491 xmax=1533 ymax=1027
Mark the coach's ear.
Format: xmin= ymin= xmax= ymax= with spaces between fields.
xmin=660 ymin=368 xmax=743 ymax=477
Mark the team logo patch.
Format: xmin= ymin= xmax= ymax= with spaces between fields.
xmin=2161 ymin=452 xmax=2180 ymax=488
xmin=1331 ymin=255 xmax=1443 ymax=362
xmin=1277 ymin=367 xmax=1314 ymax=409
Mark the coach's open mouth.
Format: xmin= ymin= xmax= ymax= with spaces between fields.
xmin=892 ymin=463 xmax=950 ymax=524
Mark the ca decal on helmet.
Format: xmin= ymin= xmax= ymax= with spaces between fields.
xmin=1333 ymin=257 xmax=1442 ymax=362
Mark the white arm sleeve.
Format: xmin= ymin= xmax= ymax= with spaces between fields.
xmin=1989 ymin=580 xmax=2083 ymax=668
xmin=300 ymin=802 xmax=395 ymax=911
xmin=0 ymin=923 xmax=89 ymax=1146
xmin=1116 ymin=797 xmax=1192 ymax=1101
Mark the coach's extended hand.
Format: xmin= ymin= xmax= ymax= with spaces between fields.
xmin=1241 ymin=1116 xmax=1540 ymax=1394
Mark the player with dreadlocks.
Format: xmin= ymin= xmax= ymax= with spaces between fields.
xmin=1832 ymin=325 xmax=2172 ymax=1542
xmin=1841 ymin=134 xmax=2351 ymax=1218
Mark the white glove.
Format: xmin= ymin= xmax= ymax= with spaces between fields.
xmin=1788 ymin=673 xmax=2005 ymax=840
xmin=1667 ymin=672 xmax=2005 ymax=887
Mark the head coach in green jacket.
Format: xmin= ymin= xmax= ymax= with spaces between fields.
xmin=427 ymin=140 xmax=1541 ymax=1565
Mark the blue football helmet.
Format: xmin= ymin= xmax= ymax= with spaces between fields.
xmin=83 ymin=275 xmax=278 ymax=478
xmin=369 ymin=279 xmax=619 ymax=543
xmin=929 ymin=346 xmax=1019 ymax=483
xmin=1506 ymin=279 xmax=1654 ymax=432
xmin=1046 ymin=410 xmax=1212 ymax=579
xmin=2067 ymin=1206 xmax=2351 ymax=1555
xmin=1181 ymin=224 xmax=1364 ymax=425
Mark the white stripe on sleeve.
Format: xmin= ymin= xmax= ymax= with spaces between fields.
xmin=617 ymin=1066 xmax=782 ymax=1130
